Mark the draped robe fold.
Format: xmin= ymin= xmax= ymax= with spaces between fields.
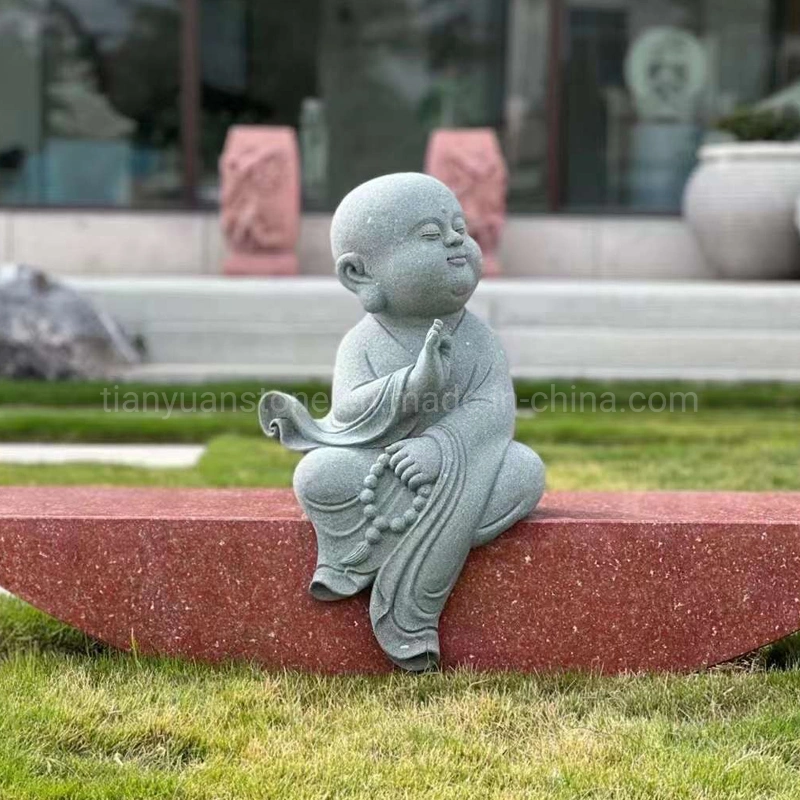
xmin=260 ymin=310 xmax=517 ymax=669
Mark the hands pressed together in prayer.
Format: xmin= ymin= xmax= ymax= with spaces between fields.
xmin=407 ymin=318 xmax=453 ymax=397
xmin=389 ymin=318 xmax=453 ymax=488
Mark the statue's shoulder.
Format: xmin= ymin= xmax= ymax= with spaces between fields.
xmin=336 ymin=314 xmax=382 ymax=357
xmin=460 ymin=309 xmax=509 ymax=369
xmin=461 ymin=309 xmax=500 ymax=343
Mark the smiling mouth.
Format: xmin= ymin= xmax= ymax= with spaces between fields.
xmin=447 ymin=255 xmax=468 ymax=266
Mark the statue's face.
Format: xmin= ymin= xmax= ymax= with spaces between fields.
xmin=371 ymin=186 xmax=483 ymax=318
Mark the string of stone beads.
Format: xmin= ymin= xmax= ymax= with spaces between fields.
xmin=358 ymin=451 xmax=432 ymax=545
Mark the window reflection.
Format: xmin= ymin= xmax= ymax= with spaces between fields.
xmin=504 ymin=0 xmax=550 ymax=211
xmin=199 ymin=0 xmax=322 ymax=206
xmin=201 ymin=0 xmax=516 ymax=210
xmin=4 ymin=1 xmax=800 ymax=213
xmin=0 ymin=0 xmax=180 ymax=208
xmin=561 ymin=0 xmax=800 ymax=212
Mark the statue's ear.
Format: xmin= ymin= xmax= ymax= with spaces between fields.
xmin=335 ymin=252 xmax=386 ymax=313
xmin=335 ymin=253 xmax=370 ymax=293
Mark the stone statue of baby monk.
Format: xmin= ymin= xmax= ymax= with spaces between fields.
xmin=260 ymin=173 xmax=545 ymax=671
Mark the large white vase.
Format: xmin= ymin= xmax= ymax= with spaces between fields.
xmin=683 ymin=143 xmax=800 ymax=280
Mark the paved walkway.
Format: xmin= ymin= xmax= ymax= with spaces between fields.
xmin=0 ymin=444 xmax=206 ymax=469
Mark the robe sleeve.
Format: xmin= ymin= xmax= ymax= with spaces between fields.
xmin=428 ymin=331 xmax=516 ymax=450
xmin=259 ymin=327 xmax=416 ymax=452
xmin=369 ymin=325 xmax=519 ymax=668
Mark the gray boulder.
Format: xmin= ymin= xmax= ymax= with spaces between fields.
xmin=0 ymin=264 xmax=140 ymax=380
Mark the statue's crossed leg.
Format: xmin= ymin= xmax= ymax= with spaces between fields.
xmin=294 ymin=441 xmax=545 ymax=601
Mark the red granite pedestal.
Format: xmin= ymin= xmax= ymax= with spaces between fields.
xmin=1 ymin=489 xmax=799 ymax=674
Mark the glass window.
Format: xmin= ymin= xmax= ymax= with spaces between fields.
xmin=199 ymin=0 xmax=520 ymax=211
xmin=504 ymin=0 xmax=551 ymax=211
xmin=0 ymin=0 xmax=181 ymax=208
xmin=559 ymin=0 xmax=796 ymax=213
xmin=9 ymin=1 xmax=800 ymax=214
xmin=199 ymin=0 xmax=323 ymax=206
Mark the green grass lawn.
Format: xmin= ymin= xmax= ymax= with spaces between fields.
xmin=1 ymin=409 xmax=799 ymax=492
xmin=2 ymin=380 xmax=800 ymax=798
xmin=2 ymin=378 xmax=800 ymax=444
xmin=3 ymin=599 xmax=800 ymax=800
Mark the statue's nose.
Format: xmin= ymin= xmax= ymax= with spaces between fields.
xmin=445 ymin=229 xmax=464 ymax=247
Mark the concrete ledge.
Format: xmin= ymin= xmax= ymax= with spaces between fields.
xmin=1 ymin=488 xmax=799 ymax=674
xmin=0 ymin=212 xmax=9 ymax=262
xmin=7 ymin=212 xmax=210 ymax=276
xmin=69 ymin=277 xmax=800 ymax=382
xmin=2 ymin=211 xmax=712 ymax=279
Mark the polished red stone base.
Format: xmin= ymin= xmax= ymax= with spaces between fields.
xmin=1 ymin=488 xmax=799 ymax=674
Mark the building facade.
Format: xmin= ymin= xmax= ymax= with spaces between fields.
xmin=1 ymin=0 xmax=799 ymax=276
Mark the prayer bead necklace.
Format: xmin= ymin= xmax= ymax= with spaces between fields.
xmin=341 ymin=451 xmax=432 ymax=567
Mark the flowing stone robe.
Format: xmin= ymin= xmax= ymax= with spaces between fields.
xmin=260 ymin=310 xmax=522 ymax=669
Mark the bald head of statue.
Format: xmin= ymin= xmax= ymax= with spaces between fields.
xmin=330 ymin=173 xmax=483 ymax=319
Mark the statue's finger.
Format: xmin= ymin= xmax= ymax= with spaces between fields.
xmin=425 ymin=330 xmax=440 ymax=350
xmin=400 ymin=465 xmax=421 ymax=484
xmin=408 ymin=472 xmax=429 ymax=491
xmin=385 ymin=441 xmax=406 ymax=455
xmin=389 ymin=449 xmax=409 ymax=468
xmin=393 ymin=456 xmax=414 ymax=476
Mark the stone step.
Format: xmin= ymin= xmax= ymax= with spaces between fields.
xmin=68 ymin=277 xmax=800 ymax=382
xmin=1 ymin=488 xmax=798 ymax=674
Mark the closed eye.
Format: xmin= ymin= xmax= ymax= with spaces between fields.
xmin=453 ymin=219 xmax=467 ymax=235
xmin=419 ymin=223 xmax=442 ymax=240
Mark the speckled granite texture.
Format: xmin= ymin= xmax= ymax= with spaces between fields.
xmin=1 ymin=488 xmax=799 ymax=674
xmin=259 ymin=173 xmax=545 ymax=671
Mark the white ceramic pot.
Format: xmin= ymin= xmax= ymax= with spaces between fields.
xmin=683 ymin=142 xmax=800 ymax=280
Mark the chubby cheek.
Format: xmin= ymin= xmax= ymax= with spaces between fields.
xmin=449 ymin=263 xmax=478 ymax=298
xmin=383 ymin=252 xmax=440 ymax=308
xmin=465 ymin=237 xmax=484 ymax=280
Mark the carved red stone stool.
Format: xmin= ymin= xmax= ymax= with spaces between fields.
xmin=220 ymin=126 xmax=301 ymax=276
